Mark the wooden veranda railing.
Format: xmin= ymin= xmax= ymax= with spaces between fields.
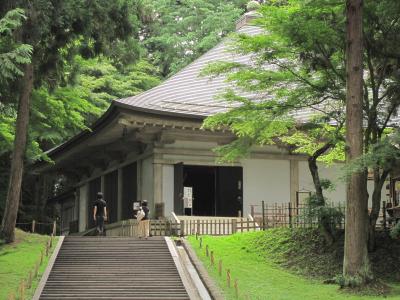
xmin=182 ymin=218 xmax=259 ymax=236
xmin=104 ymin=218 xmax=260 ymax=237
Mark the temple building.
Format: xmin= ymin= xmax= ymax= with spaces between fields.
xmin=33 ymin=10 xmax=386 ymax=234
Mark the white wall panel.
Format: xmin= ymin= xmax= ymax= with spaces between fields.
xmin=242 ymin=159 xmax=291 ymax=215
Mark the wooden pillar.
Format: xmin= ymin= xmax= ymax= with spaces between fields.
xmin=154 ymin=163 xmax=164 ymax=219
xmin=290 ymin=160 xmax=299 ymax=206
xmin=137 ymin=160 xmax=142 ymax=200
xmin=101 ymin=175 xmax=105 ymax=194
xmin=78 ymin=184 xmax=88 ymax=232
xmin=117 ymin=168 xmax=123 ymax=221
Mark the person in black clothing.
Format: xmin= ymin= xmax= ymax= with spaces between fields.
xmin=137 ymin=200 xmax=150 ymax=239
xmin=93 ymin=192 xmax=107 ymax=236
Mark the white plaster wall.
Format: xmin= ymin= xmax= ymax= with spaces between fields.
xmin=298 ymin=161 xmax=388 ymax=207
xmin=141 ymin=156 xmax=154 ymax=215
xmin=367 ymin=178 xmax=390 ymax=207
xmin=162 ymin=165 xmax=175 ymax=219
xmin=242 ymin=159 xmax=291 ymax=215
xmin=78 ymin=184 xmax=88 ymax=232
xmin=298 ymin=162 xmax=346 ymax=204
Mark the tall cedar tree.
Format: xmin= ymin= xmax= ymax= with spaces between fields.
xmin=0 ymin=1 xmax=137 ymax=243
xmin=343 ymin=0 xmax=371 ymax=282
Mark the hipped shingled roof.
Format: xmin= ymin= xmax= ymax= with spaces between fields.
xmin=115 ymin=24 xmax=263 ymax=117
xmin=37 ymin=14 xmax=265 ymax=162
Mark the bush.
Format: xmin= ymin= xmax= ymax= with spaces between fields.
xmin=302 ymin=193 xmax=344 ymax=234
xmin=390 ymin=222 xmax=400 ymax=239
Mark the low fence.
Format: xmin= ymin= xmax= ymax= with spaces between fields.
xmin=6 ymin=235 xmax=55 ymax=300
xmin=105 ymin=219 xmax=182 ymax=237
xmin=250 ymin=201 xmax=389 ymax=229
xmin=182 ymin=218 xmax=259 ymax=236
xmin=250 ymin=202 xmax=345 ymax=229
xmin=16 ymin=220 xmax=58 ymax=236
xmin=105 ymin=218 xmax=260 ymax=237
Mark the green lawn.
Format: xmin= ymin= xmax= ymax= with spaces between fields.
xmin=188 ymin=232 xmax=400 ymax=300
xmin=0 ymin=229 xmax=58 ymax=300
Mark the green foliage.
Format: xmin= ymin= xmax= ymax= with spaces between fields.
xmin=188 ymin=230 xmax=400 ymax=298
xmin=390 ymin=222 xmax=400 ymax=240
xmin=0 ymin=229 xmax=58 ymax=300
xmin=302 ymin=194 xmax=345 ymax=234
xmin=335 ymin=269 xmax=374 ymax=289
xmin=0 ymin=2 xmax=161 ymax=161
xmin=246 ymin=1 xmax=261 ymax=11
xmin=143 ymin=0 xmax=246 ymax=76
xmin=0 ymin=8 xmax=32 ymax=88
xmin=343 ymin=132 xmax=400 ymax=181
xmin=202 ymin=1 xmax=346 ymax=164
xmin=73 ymin=56 xmax=160 ymax=110
xmin=282 ymin=122 xmax=345 ymax=164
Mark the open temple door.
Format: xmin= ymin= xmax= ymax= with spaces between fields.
xmin=217 ymin=167 xmax=243 ymax=217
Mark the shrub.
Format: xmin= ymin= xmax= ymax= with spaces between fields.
xmin=390 ymin=222 xmax=400 ymax=239
xmin=302 ymin=193 xmax=345 ymax=234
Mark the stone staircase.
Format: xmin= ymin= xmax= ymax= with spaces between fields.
xmin=38 ymin=236 xmax=190 ymax=300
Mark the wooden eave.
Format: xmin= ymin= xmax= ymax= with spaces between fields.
xmin=30 ymin=101 xmax=218 ymax=175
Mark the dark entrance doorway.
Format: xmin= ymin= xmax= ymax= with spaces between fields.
xmin=87 ymin=177 xmax=101 ymax=229
xmin=104 ymin=170 xmax=118 ymax=224
xmin=121 ymin=162 xmax=137 ymax=220
xmin=173 ymin=164 xmax=243 ymax=217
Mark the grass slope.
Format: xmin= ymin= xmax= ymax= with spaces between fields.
xmin=188 ymin=229 xmax=400 ymax=300
xmin=0 ymin=229 xmax=58 ymax=299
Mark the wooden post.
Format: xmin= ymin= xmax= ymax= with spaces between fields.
xmin=45 ymin=240 xmax=50 ymax=256
xmin=218 ymin=259 xmax=222 ymax=276
xmin=226 ymin=269 xmax=231 ymax=288
xmin=7 ymin=292 xmax=15 ymax=300
xmin=27 ymin=271 xmax=32 ymax=289
xmin=234 ymin=279 xmax=239 ymax=298
xmin=262 ymin=201 xmax=265 ymax=230
xmin=197 ymin=220 xmax=200 ymax=235
xmin=288 ymin=202 xmax=292 ymax=228
xmin=40 ymin=250 xmax=44 ymax=265
xmin=231 ymin=219 xmax=237 ymax=234
xmin=206 ymin=245 xmax=209 ymax=257
xmin=19 ymin=280 xmax=25 ymax=300
xmin=52 ymin=220 xmax=57 ymax=236
xmin=199 ymin=237 xmax=203 ymax=249
xmin=210 ymin=251 xmax=214 ymax=265
xmin=382 ymin=201 xmax=387 ymax=230
xmin=34 ymin=261 xmax=40 ymax=277
xmin=180 ymin=220 xmax=185 ymax=237
xmin=250 ymin=205 xmax=255 ymax=218
xmin=31 ymin=220 xmax=36 ymax=233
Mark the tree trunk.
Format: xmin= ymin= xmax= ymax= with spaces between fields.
xmin=308 ymin=143 xmax=335 ymax=245
xmin=0 ymin=64 xmax=34 ymax=243
xmin=368 ymin=168 xmax=389 ymax=251
xmin=343 ymin=0 xmax=370 ymax=282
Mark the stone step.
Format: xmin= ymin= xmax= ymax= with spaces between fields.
xmin=38 ymin=237 xmax=189 ymax=300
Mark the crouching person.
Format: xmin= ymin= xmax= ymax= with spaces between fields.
xmin=137 ymin=200 xmax=150 ymax=239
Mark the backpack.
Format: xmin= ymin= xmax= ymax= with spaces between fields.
xmin=136 ymin=208 xmax=145 ymax=221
